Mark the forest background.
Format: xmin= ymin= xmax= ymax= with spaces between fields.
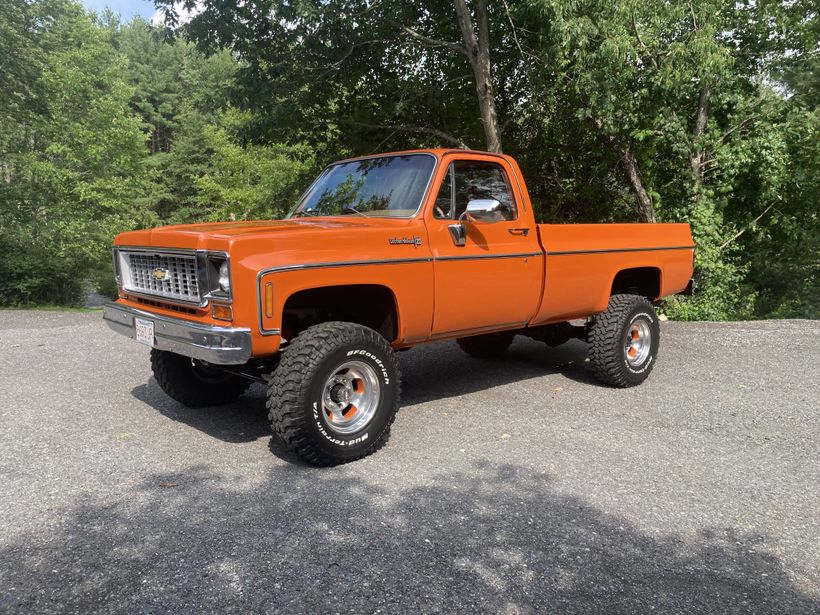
xmin=1 ymin=0 xmax=816 ymax=319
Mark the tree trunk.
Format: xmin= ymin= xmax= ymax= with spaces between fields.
xmin=594 ymin=118 xmax=656 ymax=223
xmin=616 ymin=146 xmax=656 ymax=223
xmin=453 ymin=0 xmax=502 ymax=153
xmin=689 ymin=82 xmax=711 ymax=180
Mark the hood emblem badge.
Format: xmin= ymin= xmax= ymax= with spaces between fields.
xmin=389 ymin=236 xmax=423 ymax=247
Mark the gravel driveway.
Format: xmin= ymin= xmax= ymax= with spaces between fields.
xmin=1 ymin=311 xmax=818 ymax=614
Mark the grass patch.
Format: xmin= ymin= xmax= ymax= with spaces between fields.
xmin=0 ymin=305 xmax=103 ymax=312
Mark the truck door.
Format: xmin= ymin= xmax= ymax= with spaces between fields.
xmin=426 ymin=155 xmax=543 ymax=336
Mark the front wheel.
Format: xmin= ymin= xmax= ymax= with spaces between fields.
xmin=588 ymin=294 xmax=660 ymax=387
xmin=267 ymin=322 xmax=400 ymax=466
xmin=150 ymin=349 xmax=251 ymax=407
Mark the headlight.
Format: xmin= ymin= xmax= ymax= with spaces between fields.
xmin=218 ymin=260 xmax=230 ymax=292
xmin=204 ymin=253 xmax=232 ymax=301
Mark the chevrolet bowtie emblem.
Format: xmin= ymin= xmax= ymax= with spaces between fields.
xmin=152 ymin=267 xmax=170 ymax=281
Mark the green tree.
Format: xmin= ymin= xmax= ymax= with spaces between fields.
xmin=510 ymin=0 xmax=818 ymax=319
xmin=0 ymin=0 xmax=151 ymax=305
xmin=191 ymin=112 xmax=315 ymax=221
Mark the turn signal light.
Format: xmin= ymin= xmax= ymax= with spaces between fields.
xmin=211 ymin=304 xmax=233 ymax=321
xmin=265 ymin=283 xmax=274 ymax=318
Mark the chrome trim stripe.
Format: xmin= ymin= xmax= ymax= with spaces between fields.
xmin=255 ymin=257 xmax=434 ymax=336
xmin=103 ymin=302 xmax=252 ymax=365
xmin=258 ymin=257 xmax=433 ymax=276
xmin=435 ymin=252 xmax=543 ymax=262
xmin=254 ymin=253 xmax=542 ymax=336
xmin=546 ymin=245 xmax=696 ymax=256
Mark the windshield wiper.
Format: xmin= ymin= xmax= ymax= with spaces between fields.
xmin=340 ymin=207 xmax=369 ymax=217
xmin=292 ymin=209 xmax=323 ymax=217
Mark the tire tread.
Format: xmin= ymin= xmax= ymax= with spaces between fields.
xmin=267 ymin=322 xmax=400 ymax=466
xmin=150 ymin=349 xmax=251 ymax=407
xmin=588 ymin=294 xmax=658 ymax=388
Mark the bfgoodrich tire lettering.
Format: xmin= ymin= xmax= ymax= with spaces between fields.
xmin=588 ymin=294 xmax=660 ymax=388
xmin=267 ymin=321 xmax=400 ymax=466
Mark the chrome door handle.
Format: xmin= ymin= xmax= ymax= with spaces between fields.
xmin=508 ymin=227 xmax=530 ymax=236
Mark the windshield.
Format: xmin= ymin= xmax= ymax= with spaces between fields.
xmin=291 ymin=154 xmax=436 ymax=218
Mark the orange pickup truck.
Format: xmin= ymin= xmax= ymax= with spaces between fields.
xmin=104 ymin=149 xmax=695 ymax=465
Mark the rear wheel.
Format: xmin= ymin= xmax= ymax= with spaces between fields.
xmin=267 ymin=322 xmax=400 ymax=466
xmin=588 ymin=294 xmax=660 ymax=387
xmin=150 ymin=349 xmax=251 ymax=407
xmin=457 ymin=331 xmax=515 ymax=358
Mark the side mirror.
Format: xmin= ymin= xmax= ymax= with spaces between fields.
xmin=462 ymin=198 xmax=502 ymax=222
xmin=448 ymin=198 xmax=503 ymax=247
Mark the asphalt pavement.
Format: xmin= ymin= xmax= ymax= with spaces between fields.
xmin=0 ymin=311 xmax=818 ymax=614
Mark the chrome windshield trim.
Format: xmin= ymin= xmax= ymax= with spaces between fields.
xmin=286 ymin=152 xmax=439 ymax=220
xmin=546 ymin=245 xmax=696 ymax=256
xmin=103 ymin=302 xmax=252 ymax=365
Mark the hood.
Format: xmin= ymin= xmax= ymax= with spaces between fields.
xmin=114 ymin=217 xmax=388 ymax=250
xmin=113 ymin=216 xmax=427 ymax=265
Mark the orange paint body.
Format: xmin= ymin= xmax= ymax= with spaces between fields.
xmin=112 ymin=149 xmax=695 ymax=358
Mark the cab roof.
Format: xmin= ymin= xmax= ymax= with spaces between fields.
xmin=334 ymin=148 xmax=515 ymax=165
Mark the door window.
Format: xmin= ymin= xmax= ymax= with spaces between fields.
xmin=454 ymin=161 xmax=517 ymax=221
xmin=433 ymin=164 xmax=454 ymax=219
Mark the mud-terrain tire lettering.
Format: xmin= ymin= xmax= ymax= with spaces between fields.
xmin=267 ymin=322 xmax=400 ymax=466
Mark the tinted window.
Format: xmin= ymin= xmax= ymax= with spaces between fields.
xmin=453 ymin=161 xmax=517 ymax=221
xmin=433 ymin=164 xmax=454 ymax=219
xmin=293 ymin=154 xmax=436 ymax=218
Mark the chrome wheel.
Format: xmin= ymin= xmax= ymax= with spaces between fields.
xmin=624 ymin=318 xmax=652 ymax=367
xmin=321 ymin=360 xmax=381 ymax=435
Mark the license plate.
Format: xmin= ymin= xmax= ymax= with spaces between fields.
xmin=134 ymin=317 xmax=155 ymax=347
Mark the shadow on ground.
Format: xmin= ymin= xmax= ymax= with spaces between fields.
xmin=129 ymin=338 xmax=596 ymax=445
xmin=131 ymin=381 xmax=271 ymax=444
xmin=1 ymin=462 xmax=815 ymax=614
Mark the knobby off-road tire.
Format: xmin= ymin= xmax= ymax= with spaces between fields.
xmin=267 ymin=322 xmax=401 ymax=466
xmin=457 ymin=331 xmax=515 ymax=358
xmin=150 ymin=349 xmax=251 ymax=407
xmin=588 ymin=294 xmax=660 ymax=388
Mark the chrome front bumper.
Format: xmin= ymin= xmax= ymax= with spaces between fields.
xmin=103 ymin=302 xmax=252 ymax=365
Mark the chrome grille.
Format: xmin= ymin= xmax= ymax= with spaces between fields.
xmin=122 ymin=251 xmax=201 ymax=304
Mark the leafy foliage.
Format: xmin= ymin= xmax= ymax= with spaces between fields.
xmin=0 ymin=0 xmax=816 ymax=320
xmin=0 ymin=7 xmax=310 ymax=305
xmin=0 ymin=0 xmax=150 ymax=305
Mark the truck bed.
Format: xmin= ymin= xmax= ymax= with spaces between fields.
xmin=531 ymin=223 xmax=695 ymax=324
